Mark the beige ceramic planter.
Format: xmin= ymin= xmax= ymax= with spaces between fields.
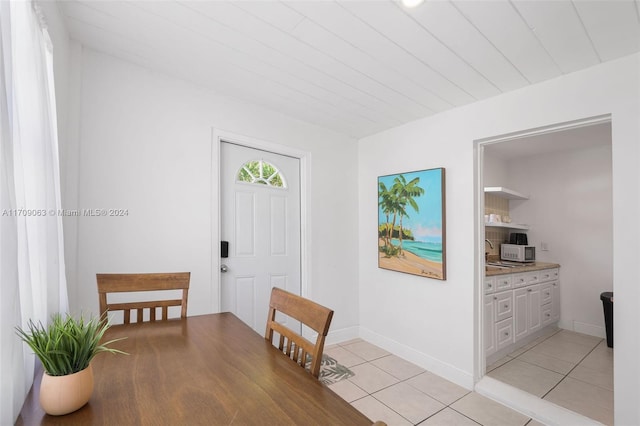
xmin=40 ymin=365 xmax=94 ymax=416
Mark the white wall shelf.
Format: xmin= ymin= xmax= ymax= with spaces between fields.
xmin=484 ymin=187 xmax=529 ymax=200
xmin=485 ymin=222 xmax=529 ymax=230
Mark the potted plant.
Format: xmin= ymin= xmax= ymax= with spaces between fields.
xmin=16 ymin=312 xmax=126 ymax=416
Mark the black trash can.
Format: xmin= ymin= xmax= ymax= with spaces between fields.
xmin=600 ymin=292 xmax=613 ymax=348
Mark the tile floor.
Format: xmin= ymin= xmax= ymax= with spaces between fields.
xmin=487 ymin=329 xmax=613 ymax=425
xmin=325 ymin=329 xmax=612 ymax=425
xmin=326 ymin=340 xmax=530 ymax=426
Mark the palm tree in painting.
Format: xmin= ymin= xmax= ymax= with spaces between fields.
xmin=391 ymin=175 xmax=425 ymax=255
xmin=378 ymin=182 xmax=395 ymax=247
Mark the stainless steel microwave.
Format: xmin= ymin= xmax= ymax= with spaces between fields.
xmin=501 ymin=244 xmax=535 ymax=262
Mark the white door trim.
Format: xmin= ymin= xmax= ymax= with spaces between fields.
xmin=473 ymin=113 xmax=611 ymax=382
xmin=212 ymin=128 xmax=311 ymax=313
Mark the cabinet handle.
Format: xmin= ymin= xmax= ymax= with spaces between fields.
xmin=504 ymin=332 xmax=509 ymax=336
xmin=546 ymin=313 xmax=551 ymax=317
xmin=493 ymin=296 xmax=497 ymax=300
xmin=527 ymin=289 xmax=532 ymax=292
xmin=553 ymin=283 xmax=557 ymax=286
xmin=504 ymin=304 xmax=509 ymax=309
xmin=488 ymin=284 xmax=492 ymax=288
xmin=546 ymin=292 xmax=550 ymax=296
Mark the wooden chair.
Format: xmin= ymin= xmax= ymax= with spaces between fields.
xmin=97 ymin=272 xmax=190 ymax=323
xmin=265 ymin=287 xmax=334 ymax=378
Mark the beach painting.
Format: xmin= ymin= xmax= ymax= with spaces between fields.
xmin=378 ymin=168 xmax=446 ymax=280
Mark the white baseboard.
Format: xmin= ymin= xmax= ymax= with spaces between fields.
xmin=475 ymin=376 xmax=603 ymax=426
xmin=573 ymin=321 xmax=606 ymax=339
xmin=558 ymin=320 xmax=605 ymax=338
xmin=325 ymin=326 xmax=360 ymax=346
xmin=358 ymin=326 xmax=474 ymax=390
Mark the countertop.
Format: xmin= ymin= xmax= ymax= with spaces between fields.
xmin=485 ymin=261 xmax=560 ymax=277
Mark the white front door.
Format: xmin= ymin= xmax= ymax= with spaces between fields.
xmin=220 ymin=141 xmax=301 ymax=334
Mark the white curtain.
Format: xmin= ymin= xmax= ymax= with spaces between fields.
xmin=0 ymin=1 xmax=68 ymax=424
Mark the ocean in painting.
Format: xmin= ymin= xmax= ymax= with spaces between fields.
xmin=390 ymin=239 xmax=443 ymax=263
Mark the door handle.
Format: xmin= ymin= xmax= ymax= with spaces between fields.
xmin=220 ymin=264 xmax=229 ymax=273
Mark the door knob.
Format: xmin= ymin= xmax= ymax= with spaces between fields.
xmin=220 ymin=264 xmax=229 ymax=273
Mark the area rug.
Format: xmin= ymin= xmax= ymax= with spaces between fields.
xmin=317 ymin=354 xmax=355 ymax=385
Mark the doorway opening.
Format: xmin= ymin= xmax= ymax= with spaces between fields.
xmin=474 ymin=115 xmax=613 ymax=425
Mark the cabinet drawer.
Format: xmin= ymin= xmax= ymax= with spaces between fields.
xmin=494 ymin=291 xmax=513 ymax=322
xmin=496 ymin=317 xmax=514 ymax=351
xmin=484 ymin=277 xmax=496 ymax=294
xmin=539 ymin=268 xmax=559 ymax=283
xmin=540 ymin=283 xmax=552 ymax=305
xmin=495 ymin=275 xmax=513 ymax=291
xmin=512 ymin=273 xmax=528 ymax=288
xmin=541 ymin=303 xmax=554 ymax=326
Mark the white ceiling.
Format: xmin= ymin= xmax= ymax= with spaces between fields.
xmin=56 ymin=0 xmax=640 ymax=139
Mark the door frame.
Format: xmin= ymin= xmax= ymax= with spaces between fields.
xmin=473 ymin=114 xmax=611 ymax=416
xmin=212 ymin=128 xmax=310 ymax=313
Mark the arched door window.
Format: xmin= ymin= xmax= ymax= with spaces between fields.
xmin=236 ymin=160 xmax=287 ymax=188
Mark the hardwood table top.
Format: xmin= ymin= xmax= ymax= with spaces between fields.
xmin=16 ymin=313 xmax=372 ymax=425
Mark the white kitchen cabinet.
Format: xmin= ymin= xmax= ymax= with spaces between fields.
xmin=496 ymin=317 xmax=514 ymax=351
xmin=513 ymin=287 xmax=529 ymax=341
xmin=494 ymin=290 xmax=513 ymax=322
xmin=527 ymin=284 xmax=542 ymax=334
xmin=485 ymin=291 xmax=514 ymax=357
xmin=486 ymin=267 xmax=560 ymax=359
xmin=484 ymin=276 xmax=495 ymax=294
xmin=484 ymin=294 xmax=497 ymax=356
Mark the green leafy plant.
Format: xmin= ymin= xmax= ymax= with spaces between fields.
xmin=15 ymin=313 xmax=127 ymax=376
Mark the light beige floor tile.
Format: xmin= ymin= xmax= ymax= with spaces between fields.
xmin=507 ymin=343 xmax=535 ymax=358
xmin=527 ymin=339 xmax=594 ymax=364
xmin=568 ymin=364 xmax=613 ymax=391
xmin=324 ymin=346 xmax=367 ymax=368
xmin=544 ymin=330 xmax=602 ymax=349
xmin=578 ymin=342 xmax=613 ymax=374
xmin=422 ymin=407 xmax=480 ymax=425
xmin=348 ymin=363 xmax=400 ymax=394
xmin=516 ymin=350 xmax=576 ymax=374
xmin=451 ymin=392 xmax=530 ymax=426
xmin=328 ymin=379 xmax=368 ymax=402
xmin=342 ymin=341 xmax=390 ymax=361
xmin=405 ymin=371 xmax=469 ymax=405
xmin=338 ymin=338 xmax=364 ymax=346
xmin=487 ymin=359 xmax=563 ymax=397
xmin=372 ymin=382 xmax=445 ymax=424
xmin=544 ymin=377 xmax=613 ymax=425
xmin=371 ymin=355 xmax=425 ymax=380
xmin=351 ymin=396 xmax=412 ymax=426
xmin=487 ymin=356 xmax=513 ymax=372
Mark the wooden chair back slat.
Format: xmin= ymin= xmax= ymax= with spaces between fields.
xmin=265 ymin=287 xmax=334 ymax=378
xmin=97 ymin=272 xmax=190 ymax=323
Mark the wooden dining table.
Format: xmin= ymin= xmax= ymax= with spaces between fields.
xmin=16 ymin=313 xmax=372 ymax=425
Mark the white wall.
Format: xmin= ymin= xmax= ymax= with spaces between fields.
xmin=508 ymin=142 xmax=612 ymax=338
xmin=483 ymin=155 xmax=508 ymax=187
xmin=358 ymin=53 xmax=639 ymax=424
xmin=65 ymin=48 xmax=360 ymax=339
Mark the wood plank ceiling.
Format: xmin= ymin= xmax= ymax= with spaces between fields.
xmin=57 ymin=0 xmax=640 ymax=138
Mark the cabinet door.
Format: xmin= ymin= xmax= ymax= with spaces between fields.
xmin=513 ymin=288 xmax=529 ymax=341
xmin=551 ymin=281 xmax=561 ymax=322
xmin=484 ymin=295 xmax=496 ymax=356
xmin=495 ymin=317 xmax=514 ymax=351
xmin=494 ymin=291 xmax=513 ymax=322
xmin=527 ymin=284 xmax=542 ymax=333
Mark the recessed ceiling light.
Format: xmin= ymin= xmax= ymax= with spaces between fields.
xmin=401 ymin=0 xmax=425 ymax=8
